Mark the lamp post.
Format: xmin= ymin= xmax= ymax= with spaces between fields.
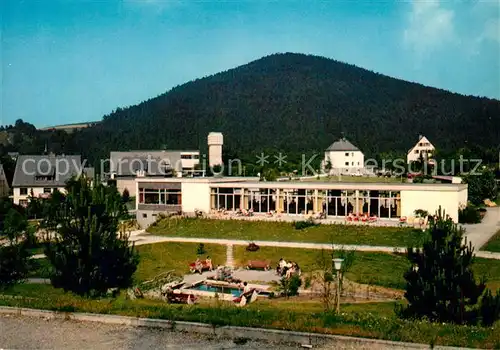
xmin=332 ymin=258 xmax=344 ymax=313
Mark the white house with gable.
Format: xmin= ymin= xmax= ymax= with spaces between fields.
xmin=407 ymin=135 xmax=435 ymax=164
xmin=323 ymin=137 xmax=365 ymax=175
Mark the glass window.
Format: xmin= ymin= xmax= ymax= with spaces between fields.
xmin=345 ymin=162 xmax=349 ymax=166
xmin=20 ymin=188 xmax=28 ymax=195
xmin=43 ymin=188 xmax=52 ymax=194
xmin=345 ymin=152 xmax=349 ymax=156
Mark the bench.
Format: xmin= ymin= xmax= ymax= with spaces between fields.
xmin=246 ymin=260 xmax=271 ymax=271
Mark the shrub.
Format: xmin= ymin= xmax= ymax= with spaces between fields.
xmin=196 ymin=243 xmax=206 ymax=255
xmin=246 ymin=242 xmax=259 ymax=252
xmin=0 ymin=208 xmax=34 ymax=289
xmin=459 ymin=205 xmax=481 ymax=224
xmin=122 ymin=188 xmax=130 ymax=203
xmin=414 ymin=209 xmax=429 ymax=218
xmin=304 ymin=275 xmax=312 ymax=289
xmin=293 ymin=217 xmax=318 ymax=230
xmin=274 ymin=274 xmax=302 ymax=298
xmin=480 ymin=289 xmax=500 ymax=327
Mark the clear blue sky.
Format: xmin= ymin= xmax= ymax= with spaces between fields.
xmin=1 ymin=0 xmax=499 ymax=127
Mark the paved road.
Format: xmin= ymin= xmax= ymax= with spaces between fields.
xmin=0 ymin=314 xmax=457 ymax=350
xmin=0 ymin=315 xmax=300 ymax=350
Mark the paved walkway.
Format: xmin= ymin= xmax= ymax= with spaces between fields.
xmin=130 ymin=232 xmax=406 ymax=253
xmin=128 ymin=230 xmax=500 ymax=260
xmin=462 ymin=206 xmax=500 ymax=250
xmin=30 ymin=209 xmax=500 ymax=262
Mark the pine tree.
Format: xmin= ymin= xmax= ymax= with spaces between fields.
xmin=399 ymin=208 xmax=486 ymax=324
xmin=42 ymin=176 xmax=139 ymax=297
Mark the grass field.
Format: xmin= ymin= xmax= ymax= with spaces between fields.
xmin=29 ymin=241 xmax=500 ymax=291
xmin=234 ymin=245 xmax=500 ymax=291
xmin=134 ymin=242 xmax=226 ymax=282
xmin=1 ymin=283 xmax=500 ymax=348
xmin=482 ymin=230 xmax=500 ymax=253
xmin=148 ymin=218 xmax=425 ymax=247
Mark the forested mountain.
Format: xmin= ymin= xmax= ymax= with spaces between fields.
xmin=1 ymin=53 xmax=499 ymax=169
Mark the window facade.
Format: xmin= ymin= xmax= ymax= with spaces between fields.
xmin=20 ymin=187 xmax=28 ymax=195
xmin=43 ymin=188 xmax=52 ymax=194
xmin=138 ymin=187 xmax=182 ymax=205
xmin=210 ymin=187 xmax=401 ymax=219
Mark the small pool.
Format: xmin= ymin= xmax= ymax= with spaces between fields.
xmin=188 ymin=283 xmax=242 ymax=297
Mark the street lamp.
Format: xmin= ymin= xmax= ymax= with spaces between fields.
xmin=332 ymin=258 xmax=344 ymax=313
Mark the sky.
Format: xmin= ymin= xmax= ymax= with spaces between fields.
xmin=1 ymin=0 xmax=499 ymax=128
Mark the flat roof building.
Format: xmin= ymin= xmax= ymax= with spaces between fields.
xmin=135 ymin=177 xmax=467 ymax=228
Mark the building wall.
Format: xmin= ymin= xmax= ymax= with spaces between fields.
xmin=13 ymin=186 xmax=65 ymax=205
xmin=0 ymin=178 xmax=8 ymax=198
xmin=407 ymin=137 xmax=435 ymax=163
xmin=116 ymin=178 xmax=137 ymax=197
xmin=136 ymin=209 xmax=164 ymax=228
xmin=181 ymin=182 xmax=211 ymax=213
xmin=180 ymin=151 xmax=200 ymax=170
xmin=400 ymin=189 xmax=463 ymax=222
xmin=324 ymin=150 xmax=365 ymax=174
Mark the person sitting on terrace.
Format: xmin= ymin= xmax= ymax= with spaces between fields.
xmin=242 ymin=281 xmax=252 ymax=294
xmin=285 ymin=263 xmax=296 ymax=279
xmin=195 ymin=257 xmax=203 ymax=274
xmin=276 ymin=258 xmax=287 ymax=275
xmin=205 ymin=256 xmax=213 ymax=271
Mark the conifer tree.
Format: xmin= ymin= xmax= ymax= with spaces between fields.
xmin=399 ymin=208 xmax=486 ymax=324
xmin=43 ymin=176 xmax=139 ymax=297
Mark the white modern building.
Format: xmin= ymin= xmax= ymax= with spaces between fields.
xmin=109 ymin=132 xmax=224 ymax=197
xmin=407 ymin=135 xmax=435 ymax=164
xmin=135 ymin=176 xmax=467 ymax=227
xmin=108 ymin=150 xmax=201 ymax=197
xmin=323 ymin=137 xmax=365 ymax=175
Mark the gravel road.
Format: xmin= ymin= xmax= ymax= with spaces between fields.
xmin=0 ymin=315 xmax=299 ymax=350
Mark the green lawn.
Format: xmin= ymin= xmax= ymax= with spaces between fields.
xmin=28 ymin=241 xmax=500 ymax=292
xmin=148 ymin=218 xmax=425 ymax=247
xmin=482 ymin=230 xmax=500 ymax=253
xmin=28 ymin=258 xmax=52 ymax=279
xmin=234 ymin=246 xmax=500 ymax=291
xmin=134 ymin=242 xmax=226 ymax=282
xmin=1 ymin=283 xmax=500 ymax=348
xmin=28 ymin=242 xmax=227 ymax=283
